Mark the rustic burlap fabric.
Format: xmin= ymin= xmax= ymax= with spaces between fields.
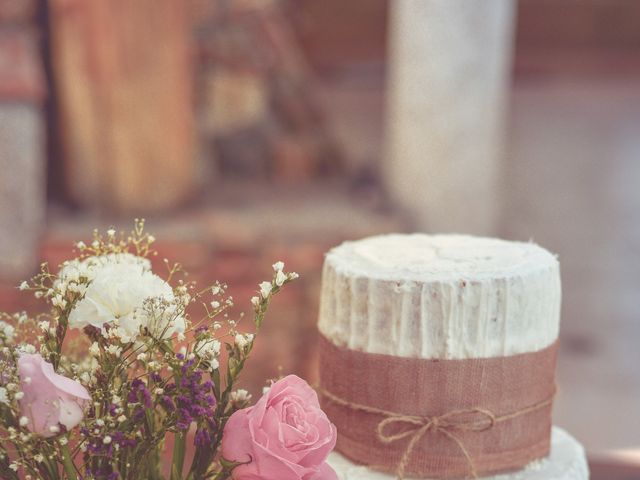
xmin=318 ymin=335 xmax=558 ymax=479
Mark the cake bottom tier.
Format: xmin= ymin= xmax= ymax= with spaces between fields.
xmin=327 ymin=427 xmax=588 ymax=480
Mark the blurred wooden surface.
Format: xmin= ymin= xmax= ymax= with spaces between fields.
xmin=49 ymin=0 xmax=194 ymax=214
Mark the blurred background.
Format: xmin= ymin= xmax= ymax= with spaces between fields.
xmin=0 ymin=0 xmax=639 ymax=477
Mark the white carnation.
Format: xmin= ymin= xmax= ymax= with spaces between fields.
xmin=68 ymin=260 xmax=179 ymax=341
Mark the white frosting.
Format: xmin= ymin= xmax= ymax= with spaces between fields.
xmin=318 ymin=234 xmax=561 ymax=359
xmin=328 ymin=427 xmax=588 ymax=480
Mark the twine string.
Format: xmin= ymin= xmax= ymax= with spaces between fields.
xmin=318 ymin=386 xmax=555 ymax=480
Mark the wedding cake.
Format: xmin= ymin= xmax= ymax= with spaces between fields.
xmin=317 ymin=234 xmax=589 ymax=480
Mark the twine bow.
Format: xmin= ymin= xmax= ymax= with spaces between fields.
xmin=376 ymin=407 xmax=495 ymax=479
xmin=319 ymin=387 xmax=554 ymax=480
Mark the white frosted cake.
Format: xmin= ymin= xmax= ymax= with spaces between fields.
xmin=318 ymin=234 xmax=588 ymax=480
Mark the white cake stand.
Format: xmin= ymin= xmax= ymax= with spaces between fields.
xmin=328 ymin=427 xmax=589 ymax=480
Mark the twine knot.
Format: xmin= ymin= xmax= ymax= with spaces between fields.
xmin=375 ymin=408 xmax=497 ymax=479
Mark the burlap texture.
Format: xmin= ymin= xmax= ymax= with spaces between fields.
xmin=318 ymin=335 xmax=558 ymax=479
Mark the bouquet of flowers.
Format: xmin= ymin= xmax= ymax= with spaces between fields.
xmin=0 ymin=220 xmax=337 ymax=480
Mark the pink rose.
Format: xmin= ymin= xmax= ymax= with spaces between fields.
xmin=17 ymin=353 xmax=90 ymax=437
xmin=222 ymin=375 xmax=338 ymax=480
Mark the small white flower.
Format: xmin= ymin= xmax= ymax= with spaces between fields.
xmin=235 ymin=333 xmax=253 ymax=349
xmin=52 ymin=294 xmax=67 ymax=309
xmin=59 ymin=437 xmax=68 ymax=446
xmin=262 ymin=385 xmax=272 ymax=395
xmin=229 ymin=389 xmax=251 ymax=403
xmin=136 ymin=352 xmax=147 ymax=362
xmin=89 ymin=342 xmax=100 ymax=356
xmin=177 ymin=332 xmax=186 ymax=342
xmin=10 ymin=462 xmax=19 ymax=471
xmin=195 ymin=338 xmax=221 ymax=360
xmin=118 ymin=415 xmax=126 ymax=423
xmin=19 ymin=416 xmax=29 ymax=427
xmin=210 ymin=301 xmax=220 ymax=309
xmin=0 ymin=387 xmax=8 ymax=405
xmin=0 ymin=321 xmax=15 ymax=342
xmin=22 ymin=377 xmax=31 ymax=385
xmin=106 ymin=345 xmax=122 ymax=356
xmin=76 ymin=241 xmax=86 ymax=250
xmin=250 ymin=296 xmax=260 ymax=307
xmin=148 ymin=235 xmax=156 ymax=243
xmin=103 ymin=436 xmax=112 ymax=445
xmin=34 ymin=453 xmax=44 ymax=463
xmin=210 ymin=359 xmax=219 ymax=370
xmin=14 ymin=392 xmax=24 ymax=400
xmin=289 ymin=272 xmax=299 ymax=280
xmin=211 ymin=285 xmax=220 ymax=295
xmin=107 ymin=228 xmax=116 ymax=237
xmin=96 ymin=419 xmax=105 ymax=427
xmin=275 ymin=270 xmax=287 ymax=287
xmin=154 ymin=388 xmax=164 ymax=395
xmin=19 ymin=281 xmax=29 ymax=291
xmin=91 ymin=240 xmax=100 ymax=249
xmin=49 ymin=425 xmax=60 ymax=434
xmin=272 ymin=261 xmax=284 ymax=272
xmin=259 ymin=282 xmax=272 ymax=299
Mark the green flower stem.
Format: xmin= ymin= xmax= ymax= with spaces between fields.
xmin=61 ymin=443 xmax=77 ymax=480
xmin=171 ymin=431 xmax=187 ymax=480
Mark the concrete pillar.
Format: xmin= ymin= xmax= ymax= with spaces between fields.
xmin=0 ymin=10 xmax=45 ymax=279
xmin=384 ymin=0 xmax=515 ymax=235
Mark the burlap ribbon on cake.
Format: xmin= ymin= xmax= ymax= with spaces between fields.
xmin=318 ymin=335 xmax=558 ymax=480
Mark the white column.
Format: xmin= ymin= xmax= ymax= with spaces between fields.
xmin=0 ymin=104 xmax=45 ymax=279
xmin=384 ymin=0 xmax=515 ymax=235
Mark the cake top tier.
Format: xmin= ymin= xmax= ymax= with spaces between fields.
xmin=319 ymin=234 xmax=561 ymax=359
xmin=327 ymin=234 xmax=558 ymax=282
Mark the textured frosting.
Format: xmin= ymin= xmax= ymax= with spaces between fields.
xmin=327 ymin=427 xmax=588 ymax=480
xmin=318 ymin=234 xmax=561 ymax=359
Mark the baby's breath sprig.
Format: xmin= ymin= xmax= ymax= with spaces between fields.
xmin=186 ymin=262 xmax=298 ymax=480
